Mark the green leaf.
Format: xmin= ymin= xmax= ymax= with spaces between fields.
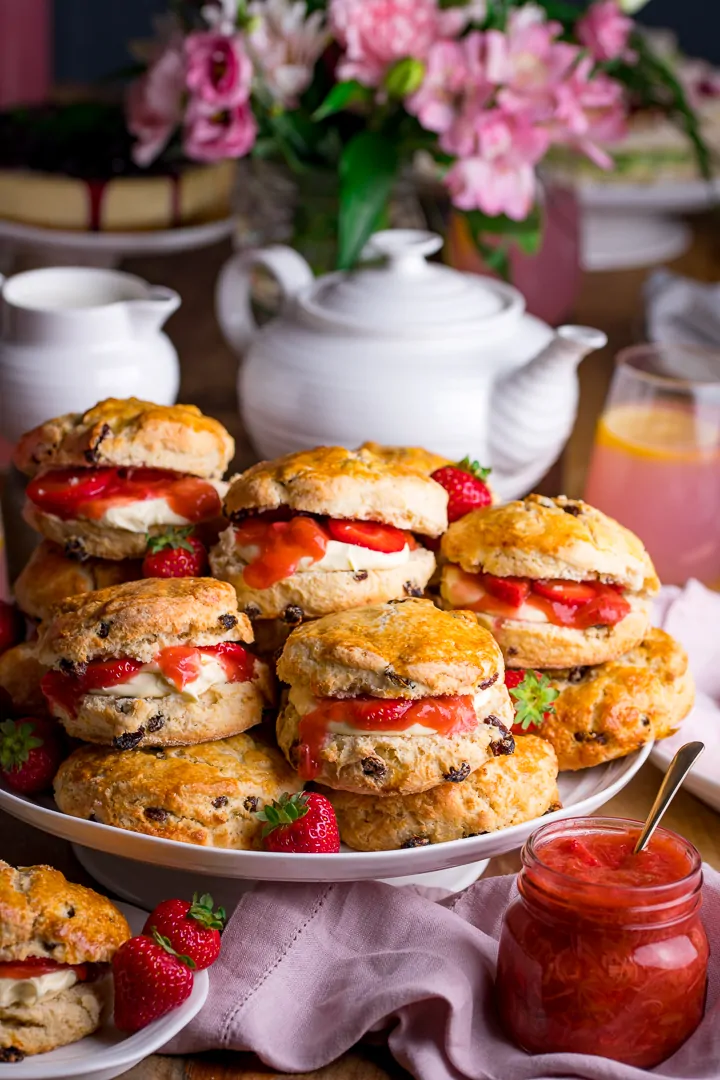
xmin=256 ymin=791 xmax=310 ymax=838
xmin=146 ymin=527 xmax=196 ymax=555
xmin=457 ymin=457 xmax=492 ymax=482
xmin=189 ymin=892 xmax=226 ymax=932
xmin=338 ymin=131 xmax=399 ymax=270
xmin=312 ymin=80 xmax=373 ymax=122
xmin=151 ymin=928 xmax=197 ymax=970
xmin=509 ymin=672 xmax=559 ymax=731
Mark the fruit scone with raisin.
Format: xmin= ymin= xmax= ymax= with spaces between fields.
xmin=325 ymin=734 xmax=559 ymax=850
xmin=37 ymin=578 xmax=273 ymax=748
xmin=13 ymin=397 xmax=234 ymax=561
xmin=14 ymin=541 xmax=142 ymax=623
xmin=0 ymin=861 xmax=130 ymax=1058
xmin=505 ymin=628 xmax=695 ymax=770
xmin=209 ymin=446 xmax=447 ymax=626
xmin=441 ymin=495 xmax=660 ymax=668
xmin=275 ymin=598 xmax=516 ymax=796
xmin=54 ymin=732 xmax=302 ymax=848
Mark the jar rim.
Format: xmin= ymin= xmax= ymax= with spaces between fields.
xmin=523 ymin=816 xmax=702 ymax=901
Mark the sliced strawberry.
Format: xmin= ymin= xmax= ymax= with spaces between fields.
xmin=26 ymin=468 xmax=115 ymax=517
xmin=326 ymin=519 xmax=407 ymax=553
xmin=79 ymin=658 xmax=144 ymax=693
xmin=0 ymin=959 xmax=88 ymax=980
xmin=531 ymin=579 xmax=599 ymax=607
xmin=483 ymin=575 xmax=530 ymax=608
xmin=572 ymin=590 xmax=630 ymax=629
xmin=156 ymin=646 xmax=203 ymax=691
xmin=200 ymin=643 xmax=256 ymax=683
xmin=337 ymin=698 xmax=412 ymax=726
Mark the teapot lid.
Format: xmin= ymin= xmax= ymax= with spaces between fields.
xmin=299 ymin=230 xmax=524 ymax=336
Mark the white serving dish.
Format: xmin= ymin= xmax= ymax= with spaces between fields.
xmin=650 ymin=694 xmax=720 ymax=813
xmin=0 ymin=901 xmax=208 ymax=1080
xmin=0 ymin=742 xmax=651 ymax=884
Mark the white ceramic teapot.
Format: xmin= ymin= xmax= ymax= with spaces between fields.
xmin=0 ymin=267 xmax=181 ymax=443
xmin=216 ymin=229 xmax=607 ymax=500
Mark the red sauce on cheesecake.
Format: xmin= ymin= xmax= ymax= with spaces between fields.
xmin=296 ymin=694 xmax=478 ymax=780
xmin=27 ymin=467 xmax=222 ymax=524
xmin=41 ymin=643 xmax=255 ymax=717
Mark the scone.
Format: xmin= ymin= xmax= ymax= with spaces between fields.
xmin=53 ymin=733 xmax=303 ymax=848
xmin=0 ymin=861 xmax=130 ymax=1058
xmin=14 ymin=398 xmax=234 ymax=560
xmin=37 ymin=578 xmax=273 ymax=747
xmin=441 ymin=494 xmax=660 ymax=668
xmin=0 ymin=643 xmax=48 ymax=716
xmin=506 ymin=628 xmax=694 ymax=771
xmin=357 ymin=441 xmax=451 ymax=476
xmin=14 ymin=541 xmax=142 ymax=621
xmin=209 ymin=446 xmax=447 ymax=622
xmin=326 ymin=735 xmax=559 ymax=850
xmin=276 ymin=598 xmax=515 ymax=795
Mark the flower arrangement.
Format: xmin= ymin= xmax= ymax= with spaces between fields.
xmin=127 ymin=0 xmax=708 ymax=272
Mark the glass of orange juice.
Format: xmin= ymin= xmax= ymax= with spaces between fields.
xmin=584 ymin=344 xmax=720 ymax=587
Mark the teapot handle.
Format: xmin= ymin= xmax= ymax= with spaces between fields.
xmin=215 ymin=245 xmax=314 ymax=355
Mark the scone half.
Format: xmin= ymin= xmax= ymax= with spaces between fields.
xmin=0 ymin=861 xmax=130 ymax=1058
xmin=441 ymin=494 xmax=660 ymax=668
xmin=325 ymin=735 xmax=560 ymax=850
xmin=275 ymin=600 xmax=516 ymax=795
xmin=506 ymin=628 xmax=695 ymax=771
xmin=14 ymin=541 xmax=142 ymax=622
xmin=211 ymin=445 xmax=447 ymax=621
xmin=38 ymin=578 xmax=274 ymax=747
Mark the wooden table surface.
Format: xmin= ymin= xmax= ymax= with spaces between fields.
xmin=3 ymin=216 xmax=720 ymax=1079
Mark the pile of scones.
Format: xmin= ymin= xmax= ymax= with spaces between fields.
xmin=0 ymin=397 xmax=694 ymax=852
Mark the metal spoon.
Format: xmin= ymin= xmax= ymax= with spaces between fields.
xmin=634 ymin=741 xmax=705 ymax=855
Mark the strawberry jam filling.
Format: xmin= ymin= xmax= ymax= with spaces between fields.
xmin=27 ymin=467 xmax=222 ymax=523
xmin=234 ymin=510 xmax=415 ymax=589
xmin=295 ymin=694 xmax=478 ymax=781
xmin=448 ymin=568 xmax=631 ymax=629
xmin=41 ymin=643 xmax=255 ymax=717
xmin=0 ymin=958 xmax=102 ymax=982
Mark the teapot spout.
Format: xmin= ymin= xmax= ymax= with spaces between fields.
xmin=489 ymin=325 xmax=607 ymax=501
xmin=125 ymin=286 xmax=181 ymax=336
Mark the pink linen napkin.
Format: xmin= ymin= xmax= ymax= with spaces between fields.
xmin=165 ymin=868 xmax=720 ymax=1079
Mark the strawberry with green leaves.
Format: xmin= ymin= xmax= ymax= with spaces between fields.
xmin=0 ymin=717 xmax=64 ymax=793
xmin=112 ymin=930 xmax=195 ymax=1032
xmin=430 ymin=457 xmax=492 ymax=522
xmin=142 ymin=527 xmax=208 ymax=579
xmin=257 ymin=791 xmax=340 ymax=853
xmin=142 ymin=893 xmax=225 ymax=971
xmin=505 ymin=670 xmax=559 ymax=735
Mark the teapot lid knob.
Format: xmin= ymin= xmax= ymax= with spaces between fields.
xmin=365 ymin=229 xmax=443 ymax=274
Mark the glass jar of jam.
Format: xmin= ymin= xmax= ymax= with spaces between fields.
xmin=496 ymin=817 xmax=708 ymax=1068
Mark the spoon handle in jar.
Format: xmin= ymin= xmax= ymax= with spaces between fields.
xmin=634 ymin=742 xmax=705 ymax=855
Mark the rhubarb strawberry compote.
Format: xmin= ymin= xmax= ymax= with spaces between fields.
xmin=440 ymin=494 xmax=660 ymax=670
xmin=275 ymin=598 xmax=515 ymax=796
xmin=209 ymin=447 xmax=448 ymax=629
xmin=14 ymin=398 xmax=234 ymax=561
xmin=37 ymin=578 xmax=273 ymax=749
xmin=0 ymin=861 xmax=130 ymax=1058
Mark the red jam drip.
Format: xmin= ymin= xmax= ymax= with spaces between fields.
xmin=0 ymin=958 xmax=92 ymax=981
xmin=496 ymin=820 xmax=708 ymax=1069
xmin=41 ymin=643 xmax=255 ymax=717
xmin=296 ymin=694 xmax=477 ymax=781
xmin=455 ymin=569 xmax=631 ymax=629
xmin=26 ymin=467 xmax=222 ymax=524
xmin=85 ymin=178 xmax=107 ymax=232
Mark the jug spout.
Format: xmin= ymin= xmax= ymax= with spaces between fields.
xmin=489 ymin=325 xmax=608 ymax=501
xmin=125 ymin=286 xmax=181 ymax=336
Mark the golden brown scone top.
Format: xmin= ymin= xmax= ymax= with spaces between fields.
xmin=0 ymin=861 xmax=130 ymax=964
xmin=278 ymin=598 xmax=504 ymax=698
xmin=358 ymin=441 xmax=451 ymax=477
xmin=0 ymin=643 xmax=48 ymax=716
xmin=14 ymin=541 xmax=142 ymax=622
xmin=224 ymin=446 xmax=448 ymax=537
xmin=37 ymin=577 xmax=252 ymax=666
xmin=441 ymin=494 xmax=659 ymax=593
xmin=14 ymin=397 xmax=234 ymax=479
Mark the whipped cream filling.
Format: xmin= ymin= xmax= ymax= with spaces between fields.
xmin=88 ymin=654 xmax=230 ymax=703
xmin=0 ymin=968 xmax=78 ymax=1008
xmin=444 ymin=567 xmax=549 ymax=624
xmin=98 ymin=480 xmax=226 ymax=532
xmin=236 ymin=538 xmax=412 ymax=574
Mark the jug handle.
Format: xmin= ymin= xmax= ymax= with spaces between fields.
xmin=215 ymin=245 xmax=314 ymax=355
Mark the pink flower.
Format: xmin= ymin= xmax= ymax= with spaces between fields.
xmin=329 ymin=0 xmax=455 ymax=87
xmin=407 ymin=39 xmax=475 ymax=135
xmin=553 ymin=56 xmax=627 ymax=166
xmin=185 ymin=31 xmax=253 ymax=108
xmin=126 ymin=44 xmax=186 ymax=167
xmin=485 ymin=6 xmax=578 ymax=118
xmin=577 ymin=0 xmax=634 ymax=63
xmin=249 ymin=0 xmax=328 ymax=107
xmin=445 ymin=110 xmax=549 ymax=219
xmin=183 ymin=99 xmax=257 ymax=162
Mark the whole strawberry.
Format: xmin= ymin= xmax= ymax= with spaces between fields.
xmin=0 ymin=602 xmax=23 ymax=657
xmin=257 ymin=792 xmax=340 ymax=854
xmin=0 ymin=717 xmax=64 ymax=793
xmin=143 ymin=893 xmax=225 ymax=971
xmin=505 ymin=669 xmax=559 ymax=735
xmin=431 ymin=458 xmax=492 ymax=523
xmin=142 ymin=527 xmax=207 ymax=579
xmin=113 ymin=932 xmax=194 ymax=1033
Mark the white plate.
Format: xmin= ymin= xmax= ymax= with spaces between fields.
xmin=0 ymin=902 xmax=209 ymax=1080
xmin=650 ymin=694 xmax=720 ymax=813
xmin=0 ymin=216 xmax=236 ymax=256
xmin=577 ymin=177 xmax=720 ymax=214
xmin=0 ymin=743 xmax=652 ymax=882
